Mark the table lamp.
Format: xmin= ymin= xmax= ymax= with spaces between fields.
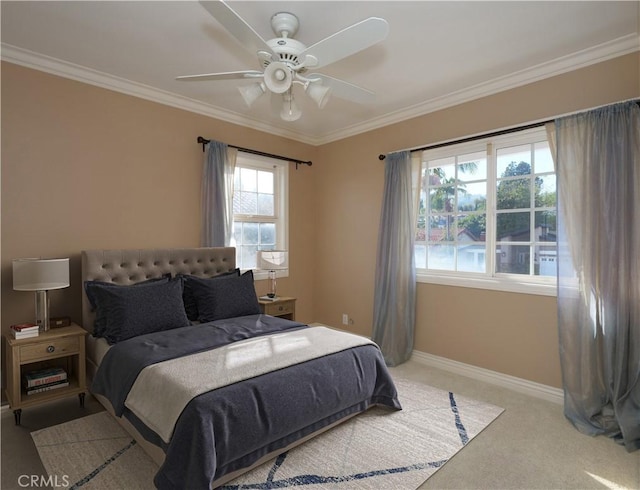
xmin=257 ymin=250 xmax=288 ymax=299
xmin=13 ymin=258 xmax=70 ymax=331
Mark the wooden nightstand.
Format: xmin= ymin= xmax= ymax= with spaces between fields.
xmin=258 ymin=296 xmax=296 ymax=321
xmin=4 ymin=324 xmax=87 ymax=425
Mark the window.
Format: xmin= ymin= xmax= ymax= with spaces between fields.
xmin=232 ymin=153 xmax=288 ymax=271
xmin=414 ymin=127 xmax=557 ymax=295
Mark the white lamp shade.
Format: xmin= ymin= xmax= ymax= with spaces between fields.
xmin=257 ymin=251 xmax=289 ymax=270
xmin=306 ymin=82 xmax=331 ymax=109
xmin=238 ymin=82 xmax=266 ymax=107
xmin=280 ymin=94 xmax=302 ymax=122
xmin=13 ymin=258 xmax=70 ymax=291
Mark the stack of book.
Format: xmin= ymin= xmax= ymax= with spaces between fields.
xmin=23 ymin=367 xmax=69 ymax=395
xmin=10 ymin=323 xmax=40 ymax=339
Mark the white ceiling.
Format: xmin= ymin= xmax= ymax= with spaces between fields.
xmin=2 ymin=1 xmax=638 ymax=145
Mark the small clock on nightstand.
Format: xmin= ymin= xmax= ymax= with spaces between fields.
xmin=258 ymin=296 xmax=296 ymax=321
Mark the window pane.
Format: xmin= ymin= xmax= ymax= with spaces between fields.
xmin=235 ymin=222 xmax=277 ymax=269
xmin=457 ymin=213 xmax=486 ymax=241
xmin=428 ymin=244 xmax=455 ymax=270
xmin=496 ymin=177 xmax=531 ymax=209
xmin=240 ymin=168 xmax=257 ymax=192
xmin=257 ymin=170 xmax=273 ymax=193
xmin=429 ymin=186 xmax=455 ymax=212
xmin=415 ymin=244 xmax=427 ymax=269
xmin=457 ymin=244 xmax=486 ymax=273
xmin=257 ymin=193 xmax=274 ymax=215
xmin=535 ymin=245 xmax=557 ymax=277
xmin=234 ymin=191 xmax=258 ymax=215
xmin=458 ymin=151 xmax=487 ymax=181
xmin=457 ymin=182 xmax=486 ymax=211
xmin=241 ymin=245 xmax=258 ymax=270
xmin=534 ymin=141 xmax=554 ymax=174
xmin=497 ymin=144 xmax=531 ymax=177
xmin=428 ymin=157 xmax=455 ymax=182
xmin=535 ymin=211 xmax=556 ymax=242
xmin=428 ymin=215 xmax=455 ymax=242
xmin=496 ymin=244 xmax=530 ymax=274
xmin=242 ymin=222 xmax=259 ymax=244
xmin=259 ymin=223 xmax=275 ymax=245
xmin=496 ymin=212 xmax=530 ymax=241
xmin=535 ymin=174 xmax=556 ymax=207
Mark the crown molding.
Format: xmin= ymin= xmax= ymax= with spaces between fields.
xmin=3 ymin=33 xmax=638 ymax=147
xmin=0 ymin=43 xmax=318 ymax=146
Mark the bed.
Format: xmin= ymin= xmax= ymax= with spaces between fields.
xmin=81 ymin=247 xmax=401 ymax=489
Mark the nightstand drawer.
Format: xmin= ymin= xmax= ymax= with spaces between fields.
xmin=19 ymin=336 xmax=79 ymax=362
xmin=264 ymin=302 xmax=294 ymax=316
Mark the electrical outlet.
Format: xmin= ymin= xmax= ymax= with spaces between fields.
xmin=342 ymin=314 xmax=349 ymax=326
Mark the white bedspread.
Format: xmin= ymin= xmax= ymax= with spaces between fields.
xmin=124 ymin=326 xmax=374 ymax=443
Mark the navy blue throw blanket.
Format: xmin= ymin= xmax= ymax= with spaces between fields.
xmin=92 ymin=315 xmax=401 ymax=489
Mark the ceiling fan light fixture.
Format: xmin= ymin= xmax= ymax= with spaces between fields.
xmin=281 ymin=93 xmax=302 ymax=122
xmin=238 ymin=82 xmax=266 ymax=107
xmin=306 ymin=82 xmax=331 ymax=109
xmin=264 ymin=62 xmax=293 ymax=94
xmin=179 ymin=4 xmax=388 ymax=121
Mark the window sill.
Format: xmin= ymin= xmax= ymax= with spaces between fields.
xmin=416 ymin=272 xmax=556 ymax=297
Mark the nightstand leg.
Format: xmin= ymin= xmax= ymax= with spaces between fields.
xmin=79 ymin=392 xmax=85 ymax=408
xmin=13 ymin=409 xmax=22 ymax=425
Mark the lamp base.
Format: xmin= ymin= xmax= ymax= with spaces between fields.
xmin=268 ymin=270 xmax=277 ymax=299
xmin=34 ymin=290 xmax=50 ymax=332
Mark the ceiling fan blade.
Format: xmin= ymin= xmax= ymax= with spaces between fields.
xmin=301 ymin=17 xmax=389 ymax=69
xmin=176 ymin=70 xmax=263 ymax=82
xmin=310 ymin=74 xmax=375 ymax=104
xmin=199 ymin=1 xmax=273 ymax=56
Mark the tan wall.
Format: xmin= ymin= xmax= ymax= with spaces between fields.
xmin=1 ymin=62 xmax=318 ymax=337
xmin=2 ymin=53 xmax=638 ymax=392
xmin=313 ymin=53 xmax=640 ymax=388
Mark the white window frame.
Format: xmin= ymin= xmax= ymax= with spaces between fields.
xmin=232 ymin=152 xmax=289 ymax=279
xmin=415 ymin=127 xmax=556 ymax=296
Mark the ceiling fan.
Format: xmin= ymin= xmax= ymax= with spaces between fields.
xmin=177 ymin=1 xmax=389 ymax=121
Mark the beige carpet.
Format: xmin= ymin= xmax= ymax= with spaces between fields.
xmin=31 ymin=377 xmax=503 ymax=489
xmin=31 ymin=411 xmax=157 ymax=489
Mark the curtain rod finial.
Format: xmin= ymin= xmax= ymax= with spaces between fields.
xmin=379 ymin=154 xmax=386 ymax=160
xmin=197 ymin=136 xmax=210 ymax=152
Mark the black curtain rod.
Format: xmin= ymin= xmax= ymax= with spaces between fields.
xmin=378 ymin=100 xmax=640 ymax=160
xmin=197 ymin=136 xmax=312 ymax=169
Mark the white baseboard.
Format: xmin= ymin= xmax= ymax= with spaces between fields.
xmin=410 ymin=350 xmax=564 ymax=405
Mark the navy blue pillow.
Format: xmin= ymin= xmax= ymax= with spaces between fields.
xmin=85 ymin=275 xmax=171 ymax=337
xmin=190 ymin=270 xmax=260 ymax=322
xmin=178 ymin=269 xmax=240 ymax=321
xmin=88 ymin=278 xmax=189 ymax=344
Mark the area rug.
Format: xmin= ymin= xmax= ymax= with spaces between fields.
xmin=32 ymin=377 xmax=503 ymax=489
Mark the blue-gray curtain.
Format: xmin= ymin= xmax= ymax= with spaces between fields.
xmin=552 ymin=101 xmax=640 ymax=452
xmin=201 ymin=140 xmax=237 ymax=247
xmin=372 ymin=151 xmax=416 ymax=366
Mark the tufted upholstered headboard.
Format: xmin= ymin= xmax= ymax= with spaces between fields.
xmin=81 ymin=247 xmax=236 ymax=334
